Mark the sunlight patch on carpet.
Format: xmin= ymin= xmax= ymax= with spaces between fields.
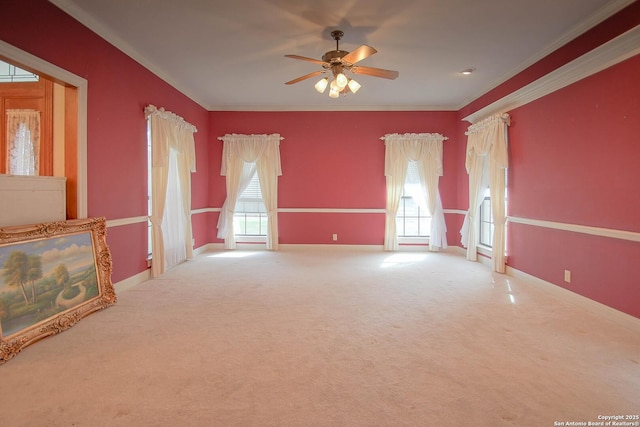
xmin=208 ymin=251 xmax=261 ymax=258
xmin=507 ymin=280 xmax=517 ymax=304
xmin=380 ymin=252 xmax=428 ymax=268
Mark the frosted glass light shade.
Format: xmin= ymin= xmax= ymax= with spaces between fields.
xmin=329 ymin=86 xmax=340 ymax=98
xmin=314 ymin=78 xmax=329 ymax=93
xmin=348 ymin=79 xmax=361 ymax=93
xmin=335 ymin=73 xmax=348 ymax=88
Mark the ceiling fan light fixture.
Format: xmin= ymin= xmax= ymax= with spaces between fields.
xmin=284 ymin=30 xmax=398 ymax=99
xmin=348 ymin=79 xmax=361 ymax=93
xmin=314 ymin=77 xmax=329 ymax=93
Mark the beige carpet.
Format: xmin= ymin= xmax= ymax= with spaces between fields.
xmin=2 ymin=247 xmax=639 ymax=426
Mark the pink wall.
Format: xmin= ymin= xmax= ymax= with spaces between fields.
xmin=508 ymin=55 xmax=640 ymax=230
xmin=209 ymin=111 xmax=459 ymax=245
xmin=0 ymin=1 xmax=210 ymax=282
xmin=505 ymin=54 xmax=640 ymax=318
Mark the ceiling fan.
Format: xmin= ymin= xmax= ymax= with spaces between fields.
xmin=285 ymin=30 xmax=399 ymax=98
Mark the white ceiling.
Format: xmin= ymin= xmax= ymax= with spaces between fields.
xmin=51 ymin=0 xmax=633 ymax=111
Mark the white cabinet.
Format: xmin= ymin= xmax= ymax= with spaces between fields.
xmin=0 ymin=175 xmax=66 ymax=227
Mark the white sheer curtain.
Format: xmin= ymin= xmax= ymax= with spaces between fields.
xmin=460 ymin=113 xmax=509 ymax=273
xmin=383 ymin=133 xmax=448 ymax=251
xmin=161 ymin=148 xmax=187 ymax=268
xmin=145 ymin=105 xmax=197 ymax=278
xmin=6 ymin=109 xmax=40 ymax=175
xmin=217 ymin=134 xmax=282 ymax=250
xmin=216 ymin=161 xmax=257 ymax=244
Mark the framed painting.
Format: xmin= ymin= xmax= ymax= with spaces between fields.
xmin=0 ymin=217 xmax=116 ymax=364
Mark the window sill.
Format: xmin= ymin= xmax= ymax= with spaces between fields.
xmin=477 ymin=245 xmax=492 ymax=258
xmin=235 ymin=235 xmax=267 ymax=243
xmin=398 ymin=236 xmax=430 ymax=245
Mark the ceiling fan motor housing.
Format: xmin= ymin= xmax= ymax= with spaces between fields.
xmin=322 ymin=50 xmax=349 ymax=64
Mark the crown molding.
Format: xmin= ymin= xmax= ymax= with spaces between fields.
xmin=456 ymin=0 xmax=637 ymax=111
xmin=49 ymin=0 xmax=211 ymax=110
xmin=464 ymin=24 xmax=640 ymax=123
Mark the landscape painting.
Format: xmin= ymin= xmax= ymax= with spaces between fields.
xmin=0 ymin=217 xmax=116 ymax=364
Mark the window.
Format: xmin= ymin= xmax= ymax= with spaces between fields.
xmin=0 ymin=60 xmax=39 ymax=83
xmin=1 ymin=68 xmax=52 ymax=177
xmin=478 ymin=170 xmax=508 ymax=250
xmin=233 ymin=170 xmax=267 ymax=237
xmin=6 ymin=115 xmax=39 ymax=175
xmin=396 ymin=161 xmax=431 ymax=240
xmin=478 ymin=191 xmax=493 ymax=247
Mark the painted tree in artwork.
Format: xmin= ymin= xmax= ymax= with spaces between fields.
xmin=27 ymin=254 xmax=43 ymax=304
xmin=53 ymin=263 xmax=79 ymax=298
xmin=54 ymin=263 xmax=70 ymax=288
xmin=2 ymin=250 xmax=30 ymax=305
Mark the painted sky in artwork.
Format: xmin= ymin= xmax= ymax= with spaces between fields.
xmin=0 ymin=232 xmax=95 ymax=287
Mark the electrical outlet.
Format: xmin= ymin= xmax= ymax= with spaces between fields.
xmin=332 ymin=233 xmax=338 ymax=241
xmin=564 ymin=270 xmax=571 ymax=283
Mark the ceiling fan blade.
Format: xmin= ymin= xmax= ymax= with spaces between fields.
xmin=285 ymin=70 xmax=325 ymax=85
xmin=342 ymin=45 xmax=377 ymax=65
xmin=351 ymin=66 xmax=399 ymax=80
xmin=284 ymin=54 xmax=327 ymax=66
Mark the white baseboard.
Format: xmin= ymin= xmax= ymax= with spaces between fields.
xmin=113 ymin=269 xmax=150 ymax=293
xmin=113 ymin=245 xmax=219 ymax=292
xmin=446 ymin=246 xmax=466 ymax=255
xmin=447 ymin=245 xmax=492 ymax=264
xmin=201 ymin=243 xmax=469 ymax=252
xmin=279 ymin=244 xmax=384 ymax=251
xmin=506 ymin=265 xmax=640 ymax=335
xmin=193 ymin=243 xmax=223 ymax=255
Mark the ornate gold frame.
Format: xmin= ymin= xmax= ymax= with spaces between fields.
xmin=0 ymin=217 xmax=116 ymax=364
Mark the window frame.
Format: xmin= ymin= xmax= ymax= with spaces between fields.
xmin=478 ymin=194 xmax=494 ymax=248
xmin=477 ymin=167 xmax=508 ymax=257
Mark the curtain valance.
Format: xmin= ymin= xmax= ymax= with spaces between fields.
xmin=464 ymin=113 xmax=509 ymax=174
xmin=218 ymin=133 xmax=282 ymax=177
xmin=145 ymin=105 xmax=197 ymax=173
xmin=465 ymin=113 xmax=510 ymax=134
xmin=145 ymin=105 xmax=198 ymax=133
xmin=382 ymin=133 xmax=447 ymax=178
